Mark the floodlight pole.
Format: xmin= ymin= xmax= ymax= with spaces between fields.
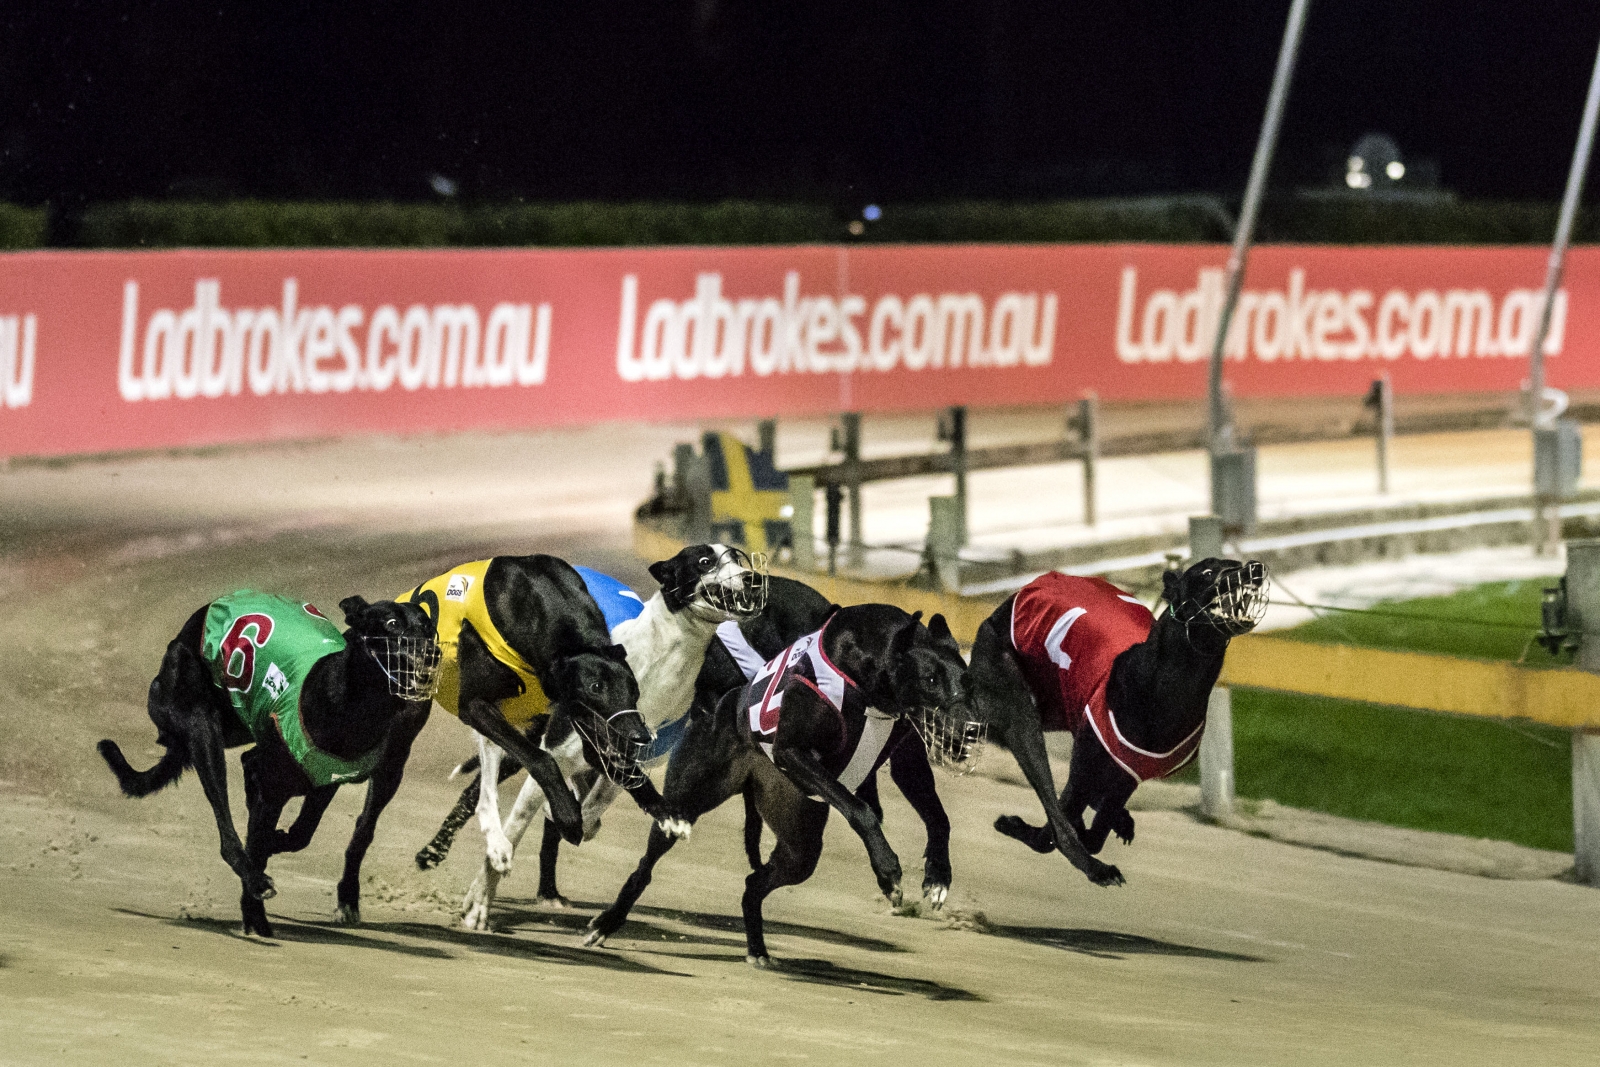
xmin=1528 ymin=30 xmax=1600 ymax=554
xmin=1530 ymin=30 xmax=1600 ymax=430
xmin=1207 ymin=0 xmax=1312 ymax=454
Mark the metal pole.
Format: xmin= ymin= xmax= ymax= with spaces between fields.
xmin=757 ymin=418 xmax=777 ymax=461
xmin=1376 ymin=373 xmax=1393 ymax=495
xmin=1563 ymin=538 xmax=1600 ymax=884
xmin=940 ymin=405 xmax=969 ymax=546
xmin=1530 ymin=29 xmax=1600 ymax=430
xmin=832 ymin=412 xmax=864 ymax=565
xmin=1072 ymin=393 xmax=1099 ymax=526
xmin=1206 ymin=0 xmax=1313 ymax=452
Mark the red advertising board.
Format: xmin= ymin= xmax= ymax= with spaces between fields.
xmin=0 ymin=243 xmax=1590 ymax=458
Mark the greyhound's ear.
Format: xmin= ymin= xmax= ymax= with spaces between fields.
xmin=927 ymin=613 xmax=954 ymax=645
xmin=604 ymin=643 xmax=630 ymax=664
xmin=1162 ymin=569 xmax=1182 ymax=605
xmin=909 ymin=610 xmax=923 ymax=624
xmin=651 ymin=559 xmax=689 ymax=613
xmin=339 ymin=596 xmax=370 ymax=624
xmin=890 ymin=616 xmax=920 ymax=659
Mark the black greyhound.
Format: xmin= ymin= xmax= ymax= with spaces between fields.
xmin=400 ymin=554 xmax=659 ymax=862
xmin=582 ymin=604 xmax=981 ymax=967
xmin=417 ymin=576 xmax=960 ymax=908
xmin=98 ymin=593 xmax=441 ymax=936
xmin=969 ymin=559 xmax=1267 ymax=881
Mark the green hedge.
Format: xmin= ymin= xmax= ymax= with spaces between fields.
xmin=0 ymin=195 xmax=1591 ymax=250
xmin=0 ymin=204 xmax=47 ymax=250
xmin=73 ymin=199 xmax=840 ymax=249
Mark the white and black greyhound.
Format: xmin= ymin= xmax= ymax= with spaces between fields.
xmin=441 ymin=543 xmax=766 ymax=931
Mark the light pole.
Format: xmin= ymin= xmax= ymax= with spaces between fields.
xmin=1205 ymin=0 xmax=1312 ymax=530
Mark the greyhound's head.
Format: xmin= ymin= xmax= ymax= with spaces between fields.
xmin=648 ymin=542 xmax=768 ymax=623
xmin=338 ymin=595 xmax=442 ymax=702
xmin=884 ymin=612 xmax=986 ymax=773
xmin=551 ymin=644 xmax=651 ymax=788
xmin=1162 ymin=557 xmax=1270 ymax=645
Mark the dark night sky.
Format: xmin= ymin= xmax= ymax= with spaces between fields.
xmin=4 ymin=1 xmax=1600 ymax=205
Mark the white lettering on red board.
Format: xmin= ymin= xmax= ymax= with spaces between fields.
xmin=0 ymin=311 xmax=36 ymax=409
xmin=116 ymin=279 xmax=552 ymax=402
xmin=614 ymin=272 xmax=1058 ymax=383
xmin=1115 ymin=266 xmax=1566 ymax=365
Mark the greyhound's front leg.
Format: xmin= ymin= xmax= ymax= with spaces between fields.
xmin=473 ymin=734 xmax=514 ymax=874
xmin=775 ymin=746 xmax=902 ymax=905
xmin=581 ymin=775 xmax=619 ymax=840
xmin=463 ymin=771 xmax=546 ymax=932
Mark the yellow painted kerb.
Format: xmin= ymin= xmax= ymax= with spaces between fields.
xmin=1221 ymin=634 xmax=1600 ymax=729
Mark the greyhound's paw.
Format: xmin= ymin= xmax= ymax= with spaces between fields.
xmin=461 ymin=879 xmax=495 ymax=932
xmin=658 ymin=817 xmax=693 ymax=839
xmin=1087 ymin=860 xmax=1125 ymax=887
xmin=335 ymin=902 xmax=361 ymax=926
xmin=580 ymin=923 xmax=608 ymax=949
xmin=1111 ymin=810 xmax=1136 ymax=845
xmin=414 ymin=843 xmax=447 ymax=871
xmin=535 ymin=893 xmax=571 ymax=909
xmin=462 ymin=901 xmax=492 ymax=933
xmin=746 ymin=953 xmax=773 ymax=969
xmin=582 ymin=819 xmax=603 ymax=843
xmin=245 ymin=872 xmax=276 ymax=901
xmin=242 ymin=914 xmax=274 ymax=939
xmin=994 ymin=815 xmax=1055 ymax=854
xmin=923 ymin=882 xmax=949 ymax=911
xmin=484 ymin=832 xmax=515 ymax=874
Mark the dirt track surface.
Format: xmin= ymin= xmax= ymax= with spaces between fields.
xmin=3 ymin=418 xmax=1599 ymax=1066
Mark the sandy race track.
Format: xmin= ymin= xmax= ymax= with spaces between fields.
xmin=2 ymin=417 xmax=1598 ymax=1066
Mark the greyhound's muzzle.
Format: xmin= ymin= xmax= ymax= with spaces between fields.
xmin=362 ymin=634 xmax=444 ymax=701
xmin=910 ymin=706 xmax=987 ymax=775
xmin=692 ymin=545 xmax=769 ymax=620
xmin=577 ymin=711 xmax=651 ymax=789
xmin=1193 ymin=560 xmax=1270 ymax=637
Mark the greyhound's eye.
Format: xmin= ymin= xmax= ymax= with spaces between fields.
xmin=385 ymin=617 xmax=400 ymax=632
xmin=590 ymin=681 xmax=601 ymax=693
xmin=698 ymin=556 xmax=713 ymax=570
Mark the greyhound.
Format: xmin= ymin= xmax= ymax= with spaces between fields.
xmin=399 ymin=554 xmax=660 ymax=875
xmin=969 ymin=558 xmax=1268 ymax=882
xmin=445 ymin=544 xmax=767 ymax=930
xmin=582 ymin=605 xmax=982 ymax=967
xmin=420 ymin=572 xmax=962 ymax=916
xmin=97 ymin=593 xmax=442 ymax=936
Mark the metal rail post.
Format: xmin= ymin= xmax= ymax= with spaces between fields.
xmin=927 ymin=496 xmax=962 ymax=593
xmin=757 ymin=418 xmax=777 ymax=461
xmin=824 ymin=483 xmax=843 ymax=577
xmin=1205 ymin=0 xmax=1310 ymax=519
xmin=1565 ymin=538 xmax=1600 ymax=885
xmin=1190 ymin=515 xmax=1233 ymax=820
xmin=1070 ymin=392 xmax=1099 ymax=526
xmin=1530 ymin=31 xmax=1600 ymax=553
xmin=788 ymin=473 xmax=815 ymax=573
xmin=831 ymin=412 xmax=864 ymax=565
xmin=938 ymin=405 xmax=969 ymax=545
xmin=1368 ymin=373 xmax=1393 ymax=495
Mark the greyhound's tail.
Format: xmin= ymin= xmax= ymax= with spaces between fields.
xmin=97 ymin=739 xmax=186 ymax=798
xmin=742 ymin=787 xmax=765 ymax=870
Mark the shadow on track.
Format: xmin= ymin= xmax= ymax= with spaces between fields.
xmin=116 ymin=908 xmax=689 ymax=975
xmin=492 ymin=897 xmax=904 ymax=954
xmin=982 ymin=922 xmax=1267 ymax=962
xmin=114 ymin=909 xmax=453 ymax=960
xmin=361 ymin=920 xmax=692 ymax=976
